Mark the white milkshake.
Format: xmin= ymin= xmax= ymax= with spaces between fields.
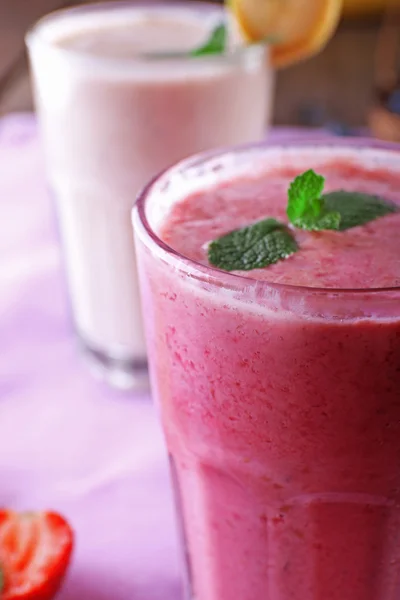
xmin=27 ymin=1 xmax=272 ymax=389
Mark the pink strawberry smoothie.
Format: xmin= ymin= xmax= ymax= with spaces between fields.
xmin=134 ymin=144 xmax=400 ymax=600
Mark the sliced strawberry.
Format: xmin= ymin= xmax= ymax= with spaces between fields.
xmin=0 ymin=511 xmax=74 ymax=600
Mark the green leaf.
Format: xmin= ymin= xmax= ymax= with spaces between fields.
xmin=0 ymin=565 xmax=4 ymax=594
xmin=208 ymin=218 xmax=298 ymax=271
xmin=145 ymin=23 xmax=273 ymax=61
xmin=287 ymin=169 xmax=341 ymax=231
xmin=292 ymin=210 xmax=341 ymax=231
xmin=286 ymin=170 xmax=398 ymax=232
xmin=323 ymin=190 xmax=398 ymax=230
xmin=191 ymin=24 xmax=227 ymax=57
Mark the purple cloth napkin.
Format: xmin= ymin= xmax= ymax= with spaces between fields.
xmin=0 ymin=114 xmax=343 ymax=599
xmin=0 ymin=113 xmax=181 ymax=600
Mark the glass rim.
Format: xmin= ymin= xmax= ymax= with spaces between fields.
xmin=133 ymin=136 xmax=400 ymax=296
xmin=25 ymin=0 xmax=266 ymax=68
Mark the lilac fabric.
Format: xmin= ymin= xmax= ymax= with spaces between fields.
xmin=0 ymin=113 xmax=180 ymax=600
xmin=0 ymin=114 xmax=337 ymax=599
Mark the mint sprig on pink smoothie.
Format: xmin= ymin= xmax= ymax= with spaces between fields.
xmin=287 ymin=169 xmax=398 ymax=231
xmin=208 ymin=169 xmax=398 ymax=272
xmin=287 ymin=169 xmax=341 ymax=231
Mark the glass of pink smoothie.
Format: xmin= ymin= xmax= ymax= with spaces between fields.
xmin=133 ymin=139 xmax=400 ymax=600
xmin=26 ymin=1 xmax=271 ymax=390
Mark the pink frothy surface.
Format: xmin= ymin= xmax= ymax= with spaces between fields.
xmin=138 ymin=158 xmax=400 ymax=600
xmin=162 ymin=161 xmax=400 ymax=288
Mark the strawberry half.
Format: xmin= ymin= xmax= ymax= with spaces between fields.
xmin=0 ymin=511 xmax=74 ymax=600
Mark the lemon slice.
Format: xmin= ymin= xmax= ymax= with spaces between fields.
xmin=230 ymin=0 xmax=343 ymax=68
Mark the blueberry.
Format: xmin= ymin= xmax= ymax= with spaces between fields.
xmin=387 ymin=88 xmax=400 ymax=115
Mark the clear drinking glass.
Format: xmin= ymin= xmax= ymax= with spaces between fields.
xmin=26 ymin=1 xmax=272 ymax=389
xmin=133 ymin=139 xmax=400 ymax=600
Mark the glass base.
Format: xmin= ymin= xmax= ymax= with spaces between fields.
xmin=79 ymin=335 xmax=149 ymax=391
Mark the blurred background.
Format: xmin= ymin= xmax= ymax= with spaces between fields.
xmin=0 ymin=0 xmax=399 ymax=133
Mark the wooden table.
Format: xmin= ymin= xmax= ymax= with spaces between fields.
xmin=0 ymin=1 xmax=379 ymax=127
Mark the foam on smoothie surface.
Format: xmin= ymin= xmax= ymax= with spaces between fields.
xmin=53 ymin=9 xmax=219 ymax=56
xmin=161 ymin=161 xmax=400 ymax=289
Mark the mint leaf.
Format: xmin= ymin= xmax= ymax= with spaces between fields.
xmin=287 ymin=170 xmax=398 ymax=231
xmin=191 ymin=24 xmax=226 ymax=57
xmin=293 ymin=210 xmax=341 ymax=231
xmin=208 ymin=218 xmax=298 ymax=271
xmin=287 ymin=169 xmax=341 ymax=231
xmin=323 ymin=190 xmax=398 ymax=230
xmin=287 ymin=170 xmax=325 ymax=222
xmin=142 ymin=23 xmax=226 ymax=60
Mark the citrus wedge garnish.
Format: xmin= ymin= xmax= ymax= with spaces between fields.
xmin=230 ymin=0 xmax=343 ymax=68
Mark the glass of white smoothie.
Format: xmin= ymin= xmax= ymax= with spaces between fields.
xmin=26 ymin=1 xmax=272 ymax=390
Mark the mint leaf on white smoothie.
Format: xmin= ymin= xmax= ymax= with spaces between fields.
xmin=287 ymin=169 xmax=341 ymax=231
xmin=191 ymin=23 xmax=227 ymax=57
xmin=208 ymin=218 xmax=298 ymax=271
